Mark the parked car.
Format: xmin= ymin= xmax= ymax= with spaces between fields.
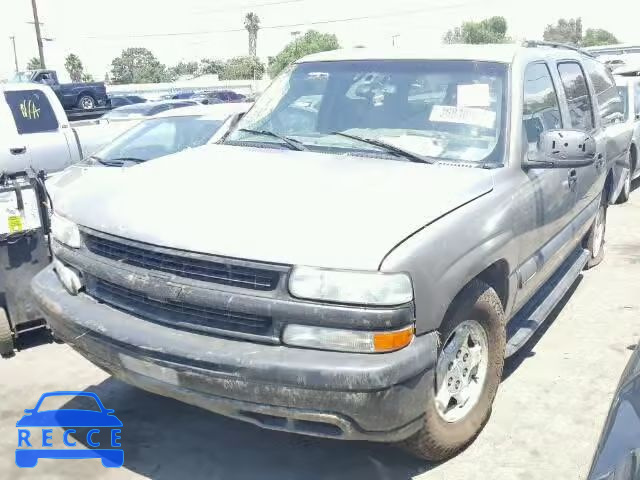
xmin=102 ymin=100 xmax=198 ymax=121
xmin=588 ymin=342 xmax=640 ymax=480
xmin=107 ymin=95 xmax=147 ymax=109
xmin=70 ymin=103 xmax=251 ymax=169
xmin=33 ymin=43 xmax=622 ymax=461
xmin=171 ymin=92 xmax=196 ymax=100
xmin=192 ymin=90 xmax=247 ymax=104
xmin=11 ymin=69 xmax=109 ymax=111
xmin=614 ymin=73 xmax=640 ymax=201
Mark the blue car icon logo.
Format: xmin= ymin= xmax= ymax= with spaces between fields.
xmin=16 ymin=391 xmax=123 ymax=468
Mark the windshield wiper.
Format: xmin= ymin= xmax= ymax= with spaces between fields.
xmin=237 ymin=128 xmax=308 ymax=151
xmin=329 ymin=131 xmax=435 ymax=164
xmin=95 ymin=157 xmax=146 ymax=167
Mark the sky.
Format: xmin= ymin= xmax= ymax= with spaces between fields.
xmin=1 ymin=0 xmax=637 ymax=82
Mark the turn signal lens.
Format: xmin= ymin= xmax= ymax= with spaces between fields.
xmin=282 ymin=324 xmax=414 ymax=353
xmin=373 ymin=327 xmax=415 ymax=352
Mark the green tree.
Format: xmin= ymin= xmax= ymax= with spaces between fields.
xmin=583 ymin=28 xmax=619 ymax=47
xmin=64 ymin=53 xmax=85 ymax=82
xmin=199 ymin=58 xmax=225 ymax=76
xmin=27 ymin=57 xmax=42 ymax=70
xmin=220 ymin=56 xmax=265 ymax=80
xmin=543 ymin=18 xmax=583 ymax=45
xmin=268 ymin=30 xmax=340 ymax=78
xmin=167 ymin=61 xmax=199 ymax=80
xmin=443 ymin=16 xmax=509 ymax=44
xmin=245 ymin=12 xmax=260 ymax=57
xmin=110 ymin=48 xmax=169 ymax=84
xmin=81 ymin=73 xmax=94 ymax=82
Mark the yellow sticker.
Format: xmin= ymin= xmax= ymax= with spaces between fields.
xmin=8 ymin=216 xmax=23 ymax=233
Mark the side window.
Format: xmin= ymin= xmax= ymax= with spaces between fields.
xmin=583 ymin=58 xmax=624 ymax=125
xmin=4 ymin=90 xmax=59 ymax=134
xmin=635 ymin=83 xmax=640 ymax=115
xmin=523 ymin=63 xmax=562 ymax=150
xmin=557 ymin=62 xmax=594 ymax=131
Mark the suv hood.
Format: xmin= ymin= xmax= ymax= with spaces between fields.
xmin=55 ymin=145 xmax=494 ymax=270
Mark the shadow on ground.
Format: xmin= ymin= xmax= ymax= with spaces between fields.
xmin=62 ymin=380 xmax=436 ymax=480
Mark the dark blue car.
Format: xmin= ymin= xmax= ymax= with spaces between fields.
xmin=16 ymin=391 xmax=123 ymax=468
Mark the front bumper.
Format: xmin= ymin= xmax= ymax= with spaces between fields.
xmin=32 ymin=266 xmax=437 ymax=442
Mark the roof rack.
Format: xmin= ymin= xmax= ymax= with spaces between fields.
xmin=522 ymin=40 xmax=594 ymax=58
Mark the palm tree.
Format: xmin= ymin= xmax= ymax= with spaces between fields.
xmin=245 ymin=12 xmax=260 ymax=57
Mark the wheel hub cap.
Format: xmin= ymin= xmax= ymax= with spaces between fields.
xmin=435 ymin=320 xmax=489 ymax=423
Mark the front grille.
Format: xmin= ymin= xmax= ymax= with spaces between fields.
xmin=88 ymin=277 xmax=273 ymax=337
xmin=83 ymin=233 xmax=281 ymax=291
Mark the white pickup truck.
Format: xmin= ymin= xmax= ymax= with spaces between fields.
xmin=1 ymin=83 xmax=129 ymax=175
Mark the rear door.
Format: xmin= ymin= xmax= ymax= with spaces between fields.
xmin=582 ymin=57 xmax=630 ymax=204
xmin=554 ymin=60 xmax=604 ymax=228
xmin=2 ymin=86 xmax=77 ymax=174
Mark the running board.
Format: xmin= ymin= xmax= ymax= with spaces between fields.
xmin=505 ymin=248 xmax=590 ymax=357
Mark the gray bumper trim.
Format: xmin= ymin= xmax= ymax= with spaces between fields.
xmin=32 ymin=266 xmax=438 ymax=441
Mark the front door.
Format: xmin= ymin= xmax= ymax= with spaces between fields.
xmin=513 ymin=61 xmax=577 ymax=310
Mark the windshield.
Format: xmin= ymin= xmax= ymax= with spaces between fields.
xmin=11 ymin=71 xmax=34 ymax=83
xmin=617 ymin=86 xmax=629 ymax=120
xmin=227 ymin=60 xmax=507 ymax=164
xmin=92 ymin=115 xmax=224 ymax=164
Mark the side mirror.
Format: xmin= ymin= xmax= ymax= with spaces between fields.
xmin=635 ymin=113 xmax=640 ymax=121
xmin=525 ymin=129 xmax=596 ymax=168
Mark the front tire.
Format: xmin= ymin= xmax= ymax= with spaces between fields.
xmin=400 ymin=279 xmax=505 ymax=461
xmin=77 ymin=94 xmax=96 ymax=110
xmin=584 ymin=200 xmax=607 ymax=269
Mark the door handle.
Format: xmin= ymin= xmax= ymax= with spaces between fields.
xmin=9 ymin=146 xmax=27 ymax=155
xmin=568 ymin=169 xmax=578 ymax=190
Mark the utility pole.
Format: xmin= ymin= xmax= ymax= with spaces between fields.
xmin=9 ymin=36 xmax=19 ymax=72
xmin=291 ymin=31 xmax=301 ymax=59
xmin=30 ymin=0 xmax=46 ymax=68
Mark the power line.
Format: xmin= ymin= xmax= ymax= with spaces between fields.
xmin=66 ymin=2 xmax=474 ymax=40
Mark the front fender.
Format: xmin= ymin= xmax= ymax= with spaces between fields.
xmin=381 ymin=190 xmax=518 ymax=334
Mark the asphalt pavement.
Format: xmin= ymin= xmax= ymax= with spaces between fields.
xmin=1 ymin=183 xmax=639 ymax=480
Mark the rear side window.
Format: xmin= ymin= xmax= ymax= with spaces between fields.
xmin=635 ymin=83 xmax=640 ymax=114
xmin=4 ymin=90 xmax=59 ymax=134
xmin=557 ymin=62 xmax=594 ymax=131
xmin=583 ymin=58 xmax=624 ymax=125
xmin=523 ymin=63 xmax=562 ymax=149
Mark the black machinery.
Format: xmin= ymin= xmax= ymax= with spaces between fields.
xmin=0 ymin=170 xmax=51 ymax=357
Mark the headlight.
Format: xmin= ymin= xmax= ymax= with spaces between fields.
xmin=288 ymin=266 xmax=413 ymax=306
xmin=282 ymin=324 xmax=414 ymax=353
xmin=50 ymin=212 xmax=81 ymax=248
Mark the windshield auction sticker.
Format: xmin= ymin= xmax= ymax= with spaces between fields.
xmin=15 ymin=391 xmax=124 ymax=468
xmin=429 ymin=105 xmax=496 ymax=129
